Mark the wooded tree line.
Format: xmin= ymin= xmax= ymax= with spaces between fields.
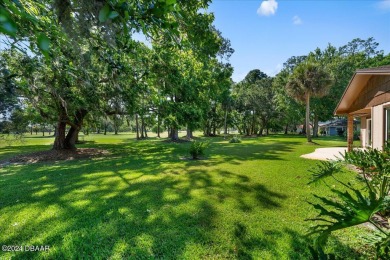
xmin=1 ymin=1 xmax=389 ymax=149
xmin=231 ymin=37 xmax=390 ymax=142
xmin=0 ymin=0 xmax=234 ymax=149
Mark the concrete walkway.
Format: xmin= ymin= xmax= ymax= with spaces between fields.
xmin=300 ymin=147 xmax=348 ymax=161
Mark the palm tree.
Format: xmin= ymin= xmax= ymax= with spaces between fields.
xmin=286 ymin=62 xmax=333 ymax=142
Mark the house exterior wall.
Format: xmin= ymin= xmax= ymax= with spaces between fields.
xmin=349 ymin=75 xmax=390 ymax=113
xmin=329 ymin=127 xmax=337 ymax=136
xmin=372 ymin=102 xmax=390 ymax=149
xmin=361 ymin=116 xmax=367 ymax=147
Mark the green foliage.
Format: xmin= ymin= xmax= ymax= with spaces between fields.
xmin=243 ymin=69 xmax=268 ymax=84
xmin=0 ymin=7 xmax=17 ymax=36
xmin=229 ymin=135 xmax=241 ymax=143
xmin=307 ymin=147 xmax=390 ymax=257
xmin=189 ymin=140 xmax=209 ymax=159
xmin=37 ymin=33 xmax=50 ymax=57
xmin=0 ymin=0 xmax=233 ymax=149
xmin=285 ymin=61 xmax=333 ymax=142
xmin=286 ymin=62 xmax=334 ymax=102
xmin=363 ymin=231 xmax=390 ymax=259
xmin=0 ymin=51 xmax=20 ymax=115
xmin=232 ymin=70 xmax=276 ymax=136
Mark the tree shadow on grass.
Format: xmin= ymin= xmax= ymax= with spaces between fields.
xmin=0 ymin=155 xmax=289 ymax=259
xmin=284 ymin=228 xmax=367 ymax=259
xmin=233 ymin=222 xmax=282 ymax=259
xmin=0 ymin=135 xmax=313 ymax=258
xmin=1 ymin=133 xmax=302 ymax=171
xmin=231 ymin=224 xmax=365 ymax=260
xmin=0 ymin=145 xmax=51 ymax=161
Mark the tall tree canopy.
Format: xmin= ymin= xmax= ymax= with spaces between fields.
xmin=0 ymin=0 xmax=232 ymax=148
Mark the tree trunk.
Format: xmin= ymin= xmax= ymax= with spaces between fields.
xmin=305 ymin=93 xmax=312 ymax=142
xmin=206 ymin=126 xmax=211 ymax=136
xmin=171 ymin=127 xmax=179 ymax=141
xmin=63 ymin=109 xmax=88 ymax=149
xmin=284 ymin=123 xmax=288 ymax=134
xmin=251 ymin=111 xmax=256 ymax=136
xmin=141 ymin=115 xmax=145 ymax=139
xmin=140 ymin=115 xmax=145 ymax=138
xmin=144 ymin=125 xmax=148 ymax=138
xmin=186 ymin=126 xmax=193 ymax=139
xmin=53 ymin=109 xmax=87 ymax=150
xmin=224 ymin=109 xmax=228 ymax=135
xmin=246 ymin=127 xmax=251 ymax=136
xmin=157 ymin=114 xmax=161 ymax=138
xmin=259 ymin=127 xmax=264 ymax=136
xmin=135 ymin=114 xmax=139 ymax=139
xmin=53 ymin=119 xmax=66 ymax=150
xmin=64 ymin=126 xmax=79 ymax=149
xmin=313 ymin=114 xmax=319 ymax=138
xmin=113 ymin=116 xmax=119 ymax=135
xmin=30 ymin=125 xmax=33 ymax=135
xmin=104 ymin=124 xmax=107 ymax=135
xmin=260 ymin=118 xmax=267 ymax=136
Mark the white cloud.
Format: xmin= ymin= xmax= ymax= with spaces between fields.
xmin=377 ymin=0 xmax=390 ymax=10
xmin=264 ymin=64 xmax=283 ymax=77
xmin=292 ymin=15 xmax=303 ymax=25
xmin=257 ymin=0 xmax=278 ymax=16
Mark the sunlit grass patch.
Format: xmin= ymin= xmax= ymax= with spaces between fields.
xmin=0 ymin=134 xmax=371 ymax=259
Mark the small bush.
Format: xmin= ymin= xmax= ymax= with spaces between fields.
xmin=229 ymin=136 xmax=241 ymax=143
xmin=189 ymin=141 xmax=209 ymax=159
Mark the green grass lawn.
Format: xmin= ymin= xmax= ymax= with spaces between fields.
xmin=0 ymin=133 xmax=371 ymax=259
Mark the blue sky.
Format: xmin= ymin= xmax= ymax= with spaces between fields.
xmin=208 ymin=0 xmax=390 ymax=82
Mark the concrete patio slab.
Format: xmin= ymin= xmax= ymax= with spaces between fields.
xmin=300 ymin=147 xmax=348 ymax=161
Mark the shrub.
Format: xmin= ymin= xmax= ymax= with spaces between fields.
xmin=307 ymin=147 xmax=390 ymax=258
xmin=229 ymin=136 xmax=241 ymax=143
xmin=189 ymin=141 xmax=209 ymax=159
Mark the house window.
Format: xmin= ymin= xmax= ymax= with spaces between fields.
xmin=367 ymin=118 xmax=372 ymax=147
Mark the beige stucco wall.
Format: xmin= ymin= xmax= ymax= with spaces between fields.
xmin=360 ymin=116 xmax=367 ymax=147
xmin=372 ymin=101 xmax=390 ymax=149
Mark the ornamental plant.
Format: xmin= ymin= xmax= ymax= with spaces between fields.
xmin=189 ymin=140 xmax=209 ymax=160
xmin=229 ymin=135 xmax=241 ymax=143
xmin=307 ymin=146 xmax=390 ymax=258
